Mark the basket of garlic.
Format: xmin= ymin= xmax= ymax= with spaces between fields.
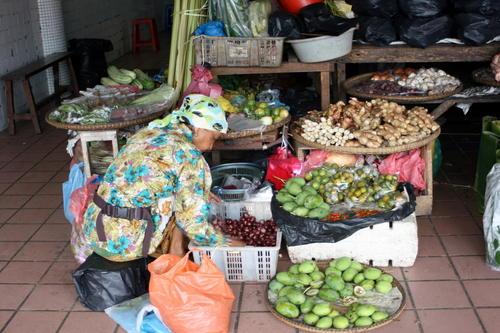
xmin=292 ymin=98 xmax=441 ymax=154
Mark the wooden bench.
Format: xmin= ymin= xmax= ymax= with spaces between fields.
xmin=1 ymin=52 xmax=79 ymax=135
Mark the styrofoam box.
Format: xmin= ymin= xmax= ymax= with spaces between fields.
xmin=287 ymin=213 xmax=418 ymax=267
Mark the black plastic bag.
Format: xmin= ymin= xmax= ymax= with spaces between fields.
xmin=73 ymin=253 xmax=151 ymax=311
xmin=347 ymin=0 xmax=398 ymax=18
xmin=300 ymin=3 xmax=358 ymax=36
xmin=398 ymin=15 xmax=454 ymax=48
xmin=268 ymin=11 xmax=304 ymax=39
xmin=271 ymin=183 xmax=416 ymax=247
xmin=398 ymin=0 xmax=448 ymax=18
xmin=454 ymin=0 xmax=499 ymax=16
xmin=68 ymin=39 xmax=113 ymax=90
xmin=455 ymin=13 xmax=500 ymax=45
xmin=356 ymin=16 xmax=397 ymax=45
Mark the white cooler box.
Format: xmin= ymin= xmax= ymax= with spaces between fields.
xmin=287 ymin=213 xmax=418 ymax=267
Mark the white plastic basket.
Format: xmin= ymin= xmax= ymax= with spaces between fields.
xmin=189 ymin=200 xmax=281 ymax=282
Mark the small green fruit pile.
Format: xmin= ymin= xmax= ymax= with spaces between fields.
xmin=269 ymin=258 xmax=393 ymax=330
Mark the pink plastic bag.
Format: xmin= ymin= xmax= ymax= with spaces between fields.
xmin=181 ymin=65 xmax=222 ymax=102
xmin=265 ymin=147 xmax=302 ymax=190
xmin=299 ymin=150 xmax=328 ymax=176
xmin=70 ymin=175 xmax=100 ymax=227
xmin=378 ymin=149 xmax=426 ymax=190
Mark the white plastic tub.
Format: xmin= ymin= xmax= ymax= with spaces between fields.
xmin=287 ymin=28 xmax=355 ymax=63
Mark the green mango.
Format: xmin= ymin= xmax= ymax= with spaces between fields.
xmin=286 ymin=288 xmax=306 ymax=305
xmin=292 ymin=206 xmax=309 ymax=217
xmin=276 ymin=192 xmax=295 ymax=204
xmin=308 ymin=207 xmax=329 ymax=220
xmin=310 ymin=280 xmax=324 ymax=289
xmin=302 ymin=185 xmax=317 ymax=194
xmin=276 ymin=272 xmax=295 ymax=286
xmin=356 ymin=304 xmax=377 ymax=317
xmin=318 ymin=289 xmax=339 ymax=302
xmin=286 ymin=183 xmax=303 ymax=196
xmin=310 ymin=271 xmax=325 ymax=282
xmin=375 ymin=280 xmax=392 ymax=294
xmin=304 ymin=195 xmax=324 ymax=209
xmin=346 ymin=311 xmax=359 ymax=323
xmin=278 ymin=286 xmax=295 ymax=298
xmin=328 ymin=309 xmax=340 ymax=318
xmin=300 ymin=297 xmax=315 ymax=314
xmin=325 ymin=275 xmax=345 ymax=291
xmin=342 ymin=268 xmax=358 ymax=282
xmin=287 ymin=177 xmax=306 ymax=186
xmin=282 ymin=202 xmax=297 ymax=212
xmin=295 ymin=192 xmax=310 ymax=206
xmin=269 ymin=279 xmax=284 ymax=293
xmin=316 ymin=317 xmax=333 ymax=329
xmin=319 ymin=202 xmax=330 ymax=210
xmin=364 ymin=267 xmax=382 ymax=280
xmin=304 ymin=313 xmax=319 ymax=326
xmin=355 ymin=316 xmax=373 ymax=327
xmin=325 ymin=266 xmax=341 ymax=277
xmin=360 ymin=280 xmax=375 ymax=291
xmin=339 ymin=283 xmax=354 ymax=297
xmin=350 ymin=261 xmax=364 ymax=272
xmin=298 ymin=260 xmax=316 ymax=274
xmin=371 ymin=311 xmax=389 ymax=322
xmin=305 ymin=288 xmax=319 ymax=296
xmin=275 ymin=302 xmax=300 ymax=318
xmin=335 ymin=257 xmax=352 ymax=271
xmin=297 ymin=273 xmax=312 ymax=286
xmin=312 ymin=303 xmax=332 ymax=317
xmin=333 ymin=316 xmax=350 ymax=329
xmin=353 ymin=273 xmax=365 ymax=284
xmin=377 ymin=274 xmax=394 ymax=283
xmin=288 ymin=264 xmax=300 ymax=275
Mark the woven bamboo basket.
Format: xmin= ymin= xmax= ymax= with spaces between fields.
xmin=220 ymin=116 xmax=290 ymax=140
xmin=266 ymin=261 xmax=407 ymax=332
xmin=472 ymin=68 xmax=500 ymax=88
xmin=291 ymin=123 xmax=440 ymax=155
xmin=343 ymin=73 xmax=463 ymax=103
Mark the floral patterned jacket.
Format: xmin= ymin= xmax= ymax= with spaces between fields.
xmin=79 ymin=123 xmax=226 ymax=261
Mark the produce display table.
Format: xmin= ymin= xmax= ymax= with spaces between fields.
xmin=334 ymin=43 xmax=500 ymax=118
xmin=211 ymin=61 xmax=334 ymax=111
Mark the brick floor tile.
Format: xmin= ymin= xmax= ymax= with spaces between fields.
xmin=369 ymin=310 xmax=420 ymax=333
xmin=418 ymin=236 xmax=446 ymax=257
xmin=464 ymin=280 xmax=500 ymax=307
xmin=477 ymin=308 xmax=500 ymax=333
xmin=72 ymin=300 xmax=92 ymax=312
xmin=432 ymin=216 xmax=481 ymax=236
xmin=418 ymin=309 xmax=483 ymax=333
xmin=0 ymin=183 xmax=10 ymax=194
xmin=433 ymin=184 xmax=461 ymax=201
xmin=451 ymin=256 xmax=500 ymax=280
xmin=403 ymin=257 xmax=457 ymax=281
xmin=0 ymin=195 xmax=31 ymax=209
xmin=0 ymin=284 xmax=33 ymax=309
xmin=408 ymin=281 xmax=470 ymax=309
xmin=432 ymin=201 xmax=471 ymax=217
xmin=0 ymin=172 xmax=24 ymax=184
xmin=24 ymin=194 xmax=62 ymax=209
xmin=51 ymin=170 xmax=69 ymax=183
xmin=3 ymin=182 xmax=44 ymax=195
xmin=46 ymin=208 xmax=67 ymax=224
xmin=237 ymin=312 xmax=295 ymax=333
xmin=441 ymin=235 xmax=485 ymax=256
xmin=0 ymin=261 xmax=51 ymax=283
xmin=18 ymin=171 xmax=56 ymax=183
xmin=38 ymin=182 xmax=62 ymax=195
xmin=0 ymin=311 xmax=14 ymax=331
xmin=0 ymin=224 xmax=39 ymax=241
xmin=32 ymin=224 xmax=70 ymax=241
xmin=0 ymin=209 xmax=16 ymax=223
xmin=57 ymin=244 xmax=75 ymax=261
xmin=40 ymin=261 xmax=78 ymax=284
xmin=31 ymin=160 xmax=68 ymax=172
xmin=1 ymin=161 xmax=35 ymax=173
xmin=417 ymin=216 xmax=435 ymax=236
xmin=14 ymin=241 xmax=66 ymax=261
xmin=3 ymin=311 xmax=66 ymax=333
xmin=400 ymin=281 xmax=415 ymax=310
xmin=7 ymin=208 xmax=53 ymax=224
xmin=0 ymin=152 xmax=18 ymax=163
xmin=0 ymin=242 xmax=24 ymax=260
xmin=21 ymin=284 xmax=76 ymax=310
xmin=59 ymin=312 xmax=117 ymax=333
xmin=240 ymin=283 xmax=268 ymax=312
xmin=230 ymin=283 xmax=242 ymax=312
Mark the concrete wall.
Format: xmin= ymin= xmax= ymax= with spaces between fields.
xmin=0 ymin=0 xmax=49 ymax=132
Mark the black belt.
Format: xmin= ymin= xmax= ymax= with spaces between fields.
xmin=93 ymin=195 xmax=154 ymax=257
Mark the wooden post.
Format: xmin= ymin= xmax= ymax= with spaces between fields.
xmin=4 ymin=80 xmax=15 ymax=135
xmin=320 ymin=71 xmax=331 ymax=110
xmin=22 ymin=79 xmax=41 ymax=134
xmin=335 ymin=63 xmax=347 ymax=102
xmin=67 ymin=57 xmax=79 ymax=96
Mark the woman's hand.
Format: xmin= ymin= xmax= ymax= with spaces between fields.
xmin=209 ymin=192 xmax=222 ymax=204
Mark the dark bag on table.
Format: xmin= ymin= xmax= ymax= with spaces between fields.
xmin=73 ymin=253 xmax=151 ymax=311
xmin=300 ymin=3 xmax=358 ymax=36
xmin=398 ymin=0 xmax=448 ymax=18
xmin=356 ymin=16 xmax=398 ymax=45
xmin=272 ymin=183 xmax=416 ymax=247
xmin=454 ymin=0 xmax=500 ymax=16
xmin=268 ymin=11 xmax=304 ymax=39
xmin=455 ymin=13 xmax=500 ymax=45
xmin=348 ymin=0 xmax=399 ymax=18
xmin=398 ymin=15 xmax=454 ymax=48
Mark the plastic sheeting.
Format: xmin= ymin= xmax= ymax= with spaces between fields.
xmin=484 ymin=164 xmax=500 ymax=271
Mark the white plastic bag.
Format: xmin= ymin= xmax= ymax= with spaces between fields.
xmin=484 ymin=163 xmax=500 ymax=271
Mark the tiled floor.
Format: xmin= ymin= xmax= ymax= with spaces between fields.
xmin=0 ymin=122 xmax=498 ymax=333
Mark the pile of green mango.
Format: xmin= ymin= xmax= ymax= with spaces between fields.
xmin=269 ymin=257 xmax=394 ymax=330
xmin=276 ymin=177 xmax=330 ymax=220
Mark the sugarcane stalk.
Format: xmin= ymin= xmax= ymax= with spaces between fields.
xmin=167 ymin=0 xmax=181 ymax=86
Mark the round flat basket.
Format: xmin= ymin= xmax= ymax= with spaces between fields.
xmin=266 ymin=262 xmax=407 ymax=333
xmin=291 ymin=123 xmax=441 ymax=155
xmin=343 ymin=73 xmax=463 ymax=103
xmin=45 ymin=110 xmax=166 ymax=131
xmin=472 ymin=68 xmax=500 ymax=87
xmin=221 ymin=116 xmax=290 ymax=140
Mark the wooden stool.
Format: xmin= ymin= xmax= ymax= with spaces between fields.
xmin=79 ymin=130 xmax=119 ymax=177
xmin=132 ymin=18 xmax=160 ymax=53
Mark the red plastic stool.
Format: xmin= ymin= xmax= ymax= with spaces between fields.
xmin=132 ymin=18 xmax=160 ymax=53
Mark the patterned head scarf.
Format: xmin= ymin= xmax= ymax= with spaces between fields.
xmin=149 ymin=94 xmax=228 ymax=133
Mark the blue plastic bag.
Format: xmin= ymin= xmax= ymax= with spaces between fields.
xmin=193 ymin=21 xmax=226 ymax=37
xmin=63 ymin=162 xmax=86 ymax=224
xmin=105 ymin=294 xmax=171 ymax=333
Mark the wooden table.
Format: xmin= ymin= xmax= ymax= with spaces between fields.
xmin=1 ymin=52 xmax=79 ymax=135
xmin=211 ymin=61 xmax=334 ymax=111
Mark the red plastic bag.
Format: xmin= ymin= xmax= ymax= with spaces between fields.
xmin=148 ymin=252 xmax=235 ymax=333
xmin=181 ymin=65 xmax=222 ymax=102
xmin=265 ymin=147 xmax=302 ymax=190
xmin=299 ymin=150 xmax=328 ymax=176
xmin=378 ymin=149 xmax=426 ymax=190
xmin=70 ymin=175 xmax=100 ymax=227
